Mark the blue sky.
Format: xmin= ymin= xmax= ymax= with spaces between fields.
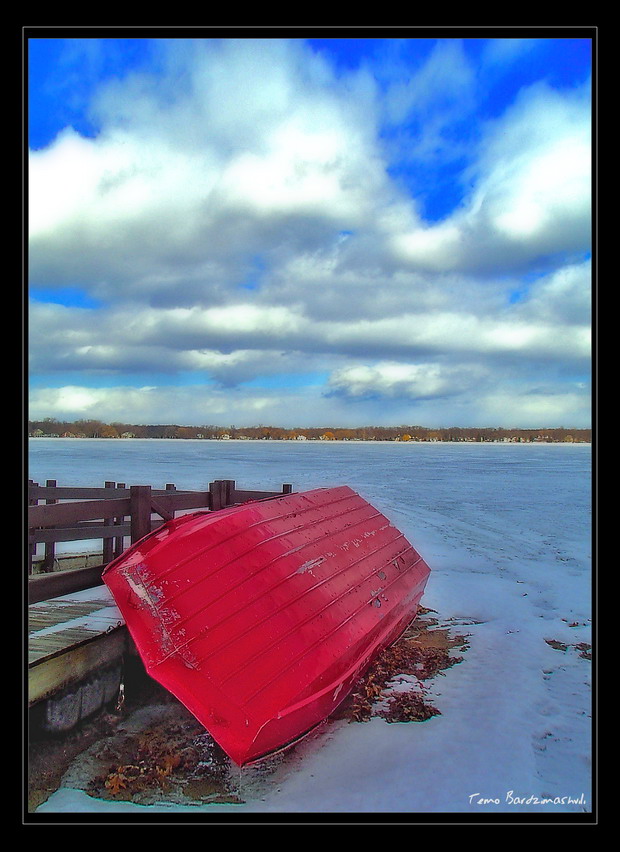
xmin=28 ymin=32 xmax=593 ymax=428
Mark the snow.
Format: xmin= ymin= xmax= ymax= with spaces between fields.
xmin=29 ymin=586 xmax=124 ymax=638
xmin=29 ymin=440 xmax=593 ymax=817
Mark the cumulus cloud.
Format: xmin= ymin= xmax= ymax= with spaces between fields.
xmin=385 ymin=40 xmax=475 ymax=121
xmin=30 ymin=291 xmax=590 ymax=385
xmin=481 ymin=38 xmax=544 ymax=67
xmin=28 ymin=37 xmax=592 ymax=429
xmin=27 ymin=374 xmax=591 ymax=431
xmin=390 ymin=80 xmax=591 ymax=273
xmin=28 ymin=384 xmax=279 ymax=425
xmin=511 ymin=257 xmax=592 ymax=326
xmin=29 ymin=39 xmax=394 ymax=302
xmin=326 ymin=361 xmax=489 ymax=401
xmin=476 ymin=386 xmax=591 ymax=428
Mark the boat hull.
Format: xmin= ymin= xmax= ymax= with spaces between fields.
xmin=103 ymin=486 xmax=431 ymax=765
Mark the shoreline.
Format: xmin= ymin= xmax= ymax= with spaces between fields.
xmin=28 ymin=437 xmax=591 ymax=445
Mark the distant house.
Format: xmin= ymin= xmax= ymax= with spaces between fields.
xmin=296 ymin=434 xmax=307 ymax=441
xmin=31 ymin=429 xmax=45 ymax=437
xmin=61 ymin=432 xmax=76 ymax=438
xmin=120 ymin=432 xmax=136 ymax=439
xmin=219 ymin=433 xmax=231 ymax=440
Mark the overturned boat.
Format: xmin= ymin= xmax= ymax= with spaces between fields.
xmin=103 ymin=486 xmax=431 ymax=765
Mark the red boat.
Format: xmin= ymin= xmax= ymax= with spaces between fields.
xmin=103 ymin=486 xmax=430 ymax=765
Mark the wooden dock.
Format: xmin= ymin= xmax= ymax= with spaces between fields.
xmin=28 ymin=584 xmax=128 ymax=711
xmin=27 ymin=478 xmax=293 ymax=724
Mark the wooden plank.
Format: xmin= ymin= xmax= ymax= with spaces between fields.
xmin=153 ymin=492 xmax=211 ymax=512
xmin=29 ymin=639 xmax=68 ymax=662
xmin=28 ymin=630 xmax=127 ymax=705
xmin=29 ymin=485 xmax=204 ymax=501
xmin=231 ymin=489 xmax=283 ymax=503
xmin=28 ymin=600 xmax=108 ymax=628
xmin=35 ymin=627 xmax=103 ymax=650
xmin=28 ymin=486 xmax=281 ymax=529
xmin=150 ymin=496 xmax=174 ymax=522
xmin=28 ymin=586 xmax=128 ymax=704
xmin=28 ymin=587 xmax=124 ymax=659
xmin=29 ymin=517 xmax=176 ymax=547
xmin=29 ymin=522 xmax=131 ymax=544
xmin=27 ymin=482 xmax=292 ymax=606
xmin=29 ymin=498 xmax=131 ymax=528
xmin=28 ymin=613 xmax=58 ymax=630
xmin=28 ymin=566 xmax=107 ymax=604
xmin=29 ymin=486 xmax=130 ymax=500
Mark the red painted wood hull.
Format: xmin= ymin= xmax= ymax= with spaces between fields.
xmin=103 ymin=486 xmax=431 ymax=765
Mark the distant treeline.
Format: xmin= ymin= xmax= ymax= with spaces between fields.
xmin=28 ymin=419 xmax=591 ymax=443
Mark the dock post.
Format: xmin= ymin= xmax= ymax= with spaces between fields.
xmin=224 ymin=480 xmax=235 ymax=507
xmin=209 ymin=480 xmax=227 ymax=511
xmin=28 ymin=480 xmax=38 ymax=575
xmin=114 ymin=483 xmax=126 ymax=558
xmin=42 ymin=480 xmax=57 ymax=573
xmin=102 ymin=481 xmax=115 ymax=564
xmin=130 ymin=485 xmax=152 ymax=543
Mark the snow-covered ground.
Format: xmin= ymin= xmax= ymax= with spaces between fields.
xmin=29 ymin=439 xmax=593 ymax=817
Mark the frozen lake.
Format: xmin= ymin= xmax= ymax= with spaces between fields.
xmin=29 ymin=439 xmax=594 ymax=817
xmin=28 ymin=437 xmax=591 ymax=561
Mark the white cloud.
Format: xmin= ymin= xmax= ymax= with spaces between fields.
xmin=386 ymin=39 xmax=475 ymax=121
xmin=477 ymin=387 xmax=591 ymax=428
xmin=28 ymin=383 xmax=343 ymax=428
xmin=474 ymin=83 xmax=591 ymax=241
xmin=382 ymin=40 xmax=477 ymax=169
xmin=513 ymin=258 xmax=592 ymax=326
xmin=28 ymin=384 xmax=279 ymax=425
xmin=29 ymin=38 xmax=592 ymax=429
xmin=27 ymin=376 xmax=592 ymax=430
xmin=30 ymin=44 xmax=590 ymax=291
xmin=481 ymin=38 xmax=544 ymax=68
xmin=327 ymin=361 xmax=488 ymax=400
xmin=30 ymin=293 xmax=590 ymax=380
xmin=29 ymin=39 xmax=393 ymax=298
xmin=390 ymin=80 xmax=591 ymax=273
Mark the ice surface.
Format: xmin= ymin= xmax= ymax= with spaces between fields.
xmin=29 ymin=439 xmax=593 ymax=816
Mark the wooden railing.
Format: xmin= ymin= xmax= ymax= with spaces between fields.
xmin=28 ymin=479 xmax=293 ymax=603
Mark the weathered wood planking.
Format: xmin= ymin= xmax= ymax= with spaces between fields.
xmin=28 ymin=479 xmax=293 ymax=577
xmin=28 ymin=585 xmax=128 ymax=705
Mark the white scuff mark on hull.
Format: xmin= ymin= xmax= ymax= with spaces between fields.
xmin=122 ymin=569 xmax=160 ymax=613
xmin=296 ymin=554 xmax=333 ymax=574
xmin=120 ymin=565 xmax=180 ymax=662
